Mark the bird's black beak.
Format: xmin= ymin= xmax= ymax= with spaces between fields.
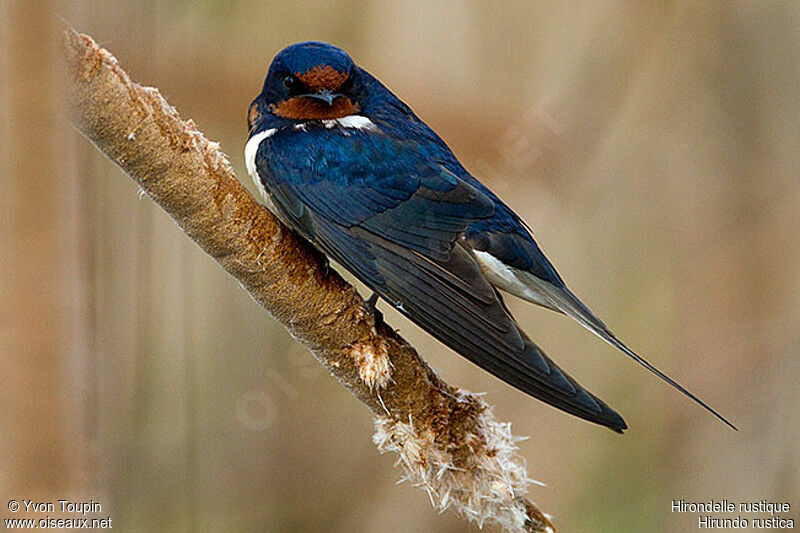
xmin=303 ymin=90 xmax=342 ymax=106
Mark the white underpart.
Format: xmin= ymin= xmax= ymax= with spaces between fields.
xmin=295 ymin=114 xmax=378 ymax=133
xmin=244 ymin=128 xmax=277 ymax=202
xmin=324 ymin=115 xmax=377 ymax=130
xmin=473 ymin=250 xmax=617 ymax=348
xmin=472 ymin=250 xmax=554 ymax=309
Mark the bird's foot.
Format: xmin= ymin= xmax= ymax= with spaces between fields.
xmin=310 ymin=247 xmax=330 ymax=277
xmin=365 ymin=292 xmax=379 ymax=309
xmin=364 ymin=292 xmax=383 ymax=325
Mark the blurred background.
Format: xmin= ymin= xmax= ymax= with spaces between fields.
xmin=2 ymin=1 xmax=798 ymax=531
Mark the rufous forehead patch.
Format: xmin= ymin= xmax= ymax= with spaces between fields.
xmin=296 ymin=65 xmax=349 ymax=91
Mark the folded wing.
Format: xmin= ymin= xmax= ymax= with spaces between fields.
xmin=255 ymin=126 xmax=627 ymax=431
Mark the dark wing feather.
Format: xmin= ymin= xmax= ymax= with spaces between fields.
xmin=261 ymin=128 xmax=493 ymax=261
xmin=331 ymin=223 xmax=625 ymax=431
xmin=255 ymin=126 xmax=626 ymax=431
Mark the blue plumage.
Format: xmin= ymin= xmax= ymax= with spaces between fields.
xmin=245 ymin=41 xmax=735 ymax=432
xmin=258 ymin=123 xmax=493 ymax=260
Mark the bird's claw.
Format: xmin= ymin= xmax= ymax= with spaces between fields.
xmin=365 ymin=292 xmax=383 ymax=324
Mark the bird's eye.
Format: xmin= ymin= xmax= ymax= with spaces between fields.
xmin=340 ymin=76 xmax=354 ymax=94
xmin=283 ymin=74 xmax=303 ymax=94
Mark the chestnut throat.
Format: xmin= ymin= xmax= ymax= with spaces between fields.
xmin=272 ymin=96 xmax=358 ymax=120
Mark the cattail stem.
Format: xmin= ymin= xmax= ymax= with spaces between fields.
xmin=65 ymin=28 xmax=555 ymax=532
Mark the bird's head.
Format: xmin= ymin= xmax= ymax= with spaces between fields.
xmin=248 ymin=41 xmax=364 ymax=132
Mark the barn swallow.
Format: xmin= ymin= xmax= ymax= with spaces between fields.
xmin=245 ymin=41 xmax=736 ymax=433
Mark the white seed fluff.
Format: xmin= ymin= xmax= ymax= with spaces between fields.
xmin=372 ymin=390 xmax=545 ymax=532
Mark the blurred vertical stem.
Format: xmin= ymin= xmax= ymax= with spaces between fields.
xmin=64 ymin=28 xmax=555 ymax=532
xmin=0 ymin=1 xmax=90 ymax=505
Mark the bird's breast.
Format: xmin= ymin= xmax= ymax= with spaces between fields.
xmin=244 ymin=116 xmax=386 ymax=221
